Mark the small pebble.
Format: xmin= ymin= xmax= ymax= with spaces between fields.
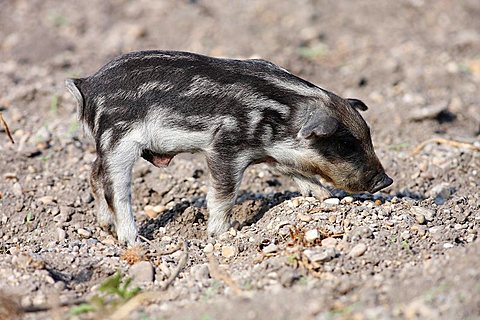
xmin=54 ymin=281 xmax=66 ymax=291
xmin=291 ymin=198 xmax=301 ymax=208
xmin=429 ymin=226 xmax=443 ymax=234
xmin=57 ymin=228 xmax=66 ymax=242
xmin=466 ymin=234 xmax=476 ymax=243
xmin=321 ymin=237 xmax=338 ymax=248
xmin=12 ymin=182 xmax=23 ymax=197
xmin=415 ymin=213 xmax=426 ymax=224
xmin=443 ymin=243 xmax=454 ymax=249
xmin=262 ymin=243 xmax=278 ymax=254
xmin=342 ymin=196 xmax=354 ymax=204
xmin=428 ymin=183 xmax=451 ymax=205
xmin=351 ymin=226 xmax=373 ymax=240
xmin=304 ymin=247 xmax=337 ymax=263
xmin=349 ymin=243 xmax=367 ymax=257
xmin=328 ymin=215 xmax=337 ymax=223
xmin=221 ymin=245 xmax=237 ymax=258
xmin=401 ymin=231 xmax=411 ymax=240
xmin=411 ymin=206 xmax=435 ymax=222
xmin=153 ymin=205 xmax=166 ymax=213
xmin=191 ymin=263 xmax=210 ymax=281
xmin=454 ymin=223 xmax=465 ymax=230
xmin=324 ymin=198 xmax=340 ymax=205
xmin=102 ymin=237 xmax=116 ymax=245
xmin=144 ymin=205 xmax=158 ymax=219
xmin=38 ymin=196 xmax=55 ymax=205
xmin=305 ymin=229 xmax=319 ymax=242
xmin=129 ymin=261 xmax=155 ymax=284
xmin=297 ymin=212 xmax=312 ymax=222
xmin=77 ymin=228 xmax=91 ymax=238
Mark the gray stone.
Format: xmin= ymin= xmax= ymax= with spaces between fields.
xmin=342 ymin=196 xmax=354 ymax=204
xmin=324 ymin=198 xmax=340 ymax=205
xmin=191 ymin=263 xmax=210 ymax=281
xmin=304 ymin=247 xmax=338 ymax=263
xmin=221 ymin=245 xmax=237 ymax=258
xmin=428 ymin=183 xmax=452 ymax=205
xmin=321 ymin=237 xmax=338 ymax=248
xmin=129 ymin=261 xmax=155 ymax=284
xmin=412 ymin=206 xmax=435 ymax=222
xmin=304 ymin=229 xmax=320 ymax=242
xmin=262 ymin=243 xmax=278 ymax=254
xmin=38 ymin=196 xmax=55 ymax=205
xmin=12 ymin=182 xmax=23 ymax=197
xmin=57 ymin=228 xmax=66 ymax=242
xmin=203 ymin=243 xmax=214 ymax=254
xmin=77 ymin=228 xmax=91 ymax=238
xmin=409 ymin=103 xmax=448 ymax=121
xmin=349 ymin=243 xmax=367 ymax=257
xmin=351 ymin=226 xmax=374 ymax=241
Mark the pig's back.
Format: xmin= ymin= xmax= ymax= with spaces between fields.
xmin=77 ymin=50 xmax=326 ymax=139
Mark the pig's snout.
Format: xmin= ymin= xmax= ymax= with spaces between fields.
xmin=369 ymin=173 xmax=393 ymax=193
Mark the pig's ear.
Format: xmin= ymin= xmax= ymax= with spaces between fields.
xmin=298 ymin=110 xmax=338 ymax=139
xmin=347 ymin=98 xmax=368 ymax=111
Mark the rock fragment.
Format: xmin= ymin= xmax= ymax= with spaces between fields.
xmin=129 ymin=261 xmax=155 ymax=284
xmin=77 ymin=228 xmax=91 ymax=238
xmin=221 ymin=245 xmax=237 ymax=258
xmin=304 ymin=247 xmax=338 ymax=263
xmin=304 ymin=229 xmax=319 ymax=242
xmin=349 ymin=243 xmax=367 ymax=257
xmin=324 ymin=198 xmax=340 ymax=205
xmin=262 ymin=243 xmax=278 ymax=254
xmin=203 ymin=243 xmax=214 ymax=254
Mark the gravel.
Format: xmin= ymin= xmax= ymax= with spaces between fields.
xmin=0 ymin=1 xmax=479 ymax=319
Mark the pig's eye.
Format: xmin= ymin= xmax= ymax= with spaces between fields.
xmin=341 ymin=140 xmax=355 ymax=149
xmin=335 ymin=138 xmax=357 ymax=156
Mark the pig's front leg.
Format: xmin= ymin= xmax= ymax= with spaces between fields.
xmin=276 ymin=165 xmax=331 ymax=200
xmin=292 ymin=175 xmax=331 ymax=200
xmin=205 ymin=151 xmax=249 ymax=236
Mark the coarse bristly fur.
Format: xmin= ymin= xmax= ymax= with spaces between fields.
xmin=66 ymin=50 xmax=392 ymax=246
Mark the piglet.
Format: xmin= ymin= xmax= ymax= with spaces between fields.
xmin=66 ymin=50 xmax=392 ymax=245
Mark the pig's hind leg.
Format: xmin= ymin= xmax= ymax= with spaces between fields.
xmin=101 ymin=138 xmax=142 ymax=246
xmin=90 ymin=157 xmax=114 ymax=229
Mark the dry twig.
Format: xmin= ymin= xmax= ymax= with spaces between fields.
xmin=160 ymin=241 xmax=188 ymax=290
xmin=107 ymin=241 xmax=188 ymax=320
xmin=139 ymin=235 xmax=184 ymax=256
xmin=0 ymin=113 xmax=15 ymax=144
xmin=206 ymin=252 xmax=243 ymax=295
xmin=22 ymin=241 xmax=188 ymax=319
xmin=22 ymin=298 xmax=86 ymax=314
xmin=412 ymin=138 xmax=480 ymax=155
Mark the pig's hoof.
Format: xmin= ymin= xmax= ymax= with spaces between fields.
xmin=312 ymin=187 xmax=332 ymax=201
xmin=116 ymin=225 xmax=138 ymax=247
xmin=97 ymin=209 xmax=114 ymax=229
xmin=207 ymin=220 xmax=231 ymax=236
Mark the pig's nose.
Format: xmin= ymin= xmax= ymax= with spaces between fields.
xmin=370 ymin=174 xmax=393 ymax=193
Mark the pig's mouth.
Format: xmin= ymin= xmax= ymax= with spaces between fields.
xmin=369 ymin=173 xmax=393 ymax=193
xmin=324 ymin=173 xmax=393 ymax=194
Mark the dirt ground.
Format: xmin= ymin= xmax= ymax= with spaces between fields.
xmin=1 ymin=0 xmax=480 ymax=319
